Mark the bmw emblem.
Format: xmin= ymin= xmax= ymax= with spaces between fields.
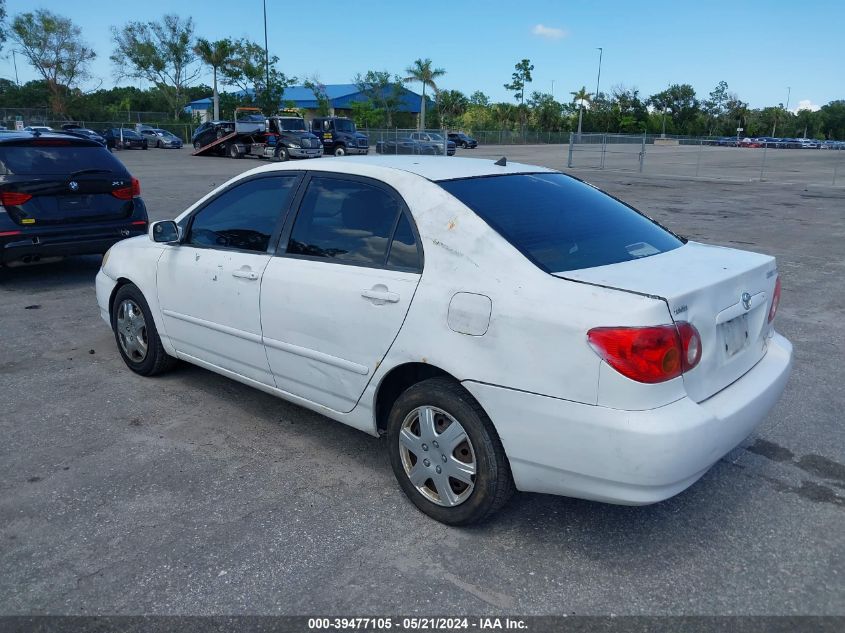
xmin=68 ymin=180 xmax=79 ymax=192
xmin=741 ymin=292 xmax=752 ymax=310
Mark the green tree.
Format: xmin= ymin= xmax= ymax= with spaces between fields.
xmin=703 ymin=80 xmax=729 ymax=135
xmin=403 ymin=58 xmax=445 ymax=130
xmin=111 ymin=14 xmax=199 ymax=119
xmin=193 ymin=37 xmax=233 ymax=120
xmin=221 ymin=38 xmax=294 ymax=114
xmin=303 ymin=77 xmax=330 ymax=116
xmin=10 ymin=9 xmax=96 ymax=115
xmin=819 ymin=100 xmax=845 ymax=139
xmin=570 ymin=86 xmax=591 ymax=136
xmin=0 ymin=0 xmax=7 ymax=53
xmin=469 ymin=90 xmax=490 ymax=107
xmin=354 ymin=70 xmax=404 ymax=126
xmin=504 ymin=58 xmax=533 ymax=106
xmin=527 ymin=92 xmax=562 ymax=131
xmin=437 ymin=89 xmax=469 ymax=129
xmin=648 ymin=84 xmax=699 ymax=135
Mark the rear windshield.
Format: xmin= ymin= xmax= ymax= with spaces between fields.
xmin=0 ymin=144 xmax=127 ymax=176
xmin=438 ymin=173 xmax=683 ymax=272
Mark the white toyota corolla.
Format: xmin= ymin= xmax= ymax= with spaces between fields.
xmin=96 ymin=156 xmax=792 ymax=524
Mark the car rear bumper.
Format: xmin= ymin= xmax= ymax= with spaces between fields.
xmin=0 ymin=223 xmax=148 ymax=265
xmin=463 ymin=332 xmax=792 ymax=505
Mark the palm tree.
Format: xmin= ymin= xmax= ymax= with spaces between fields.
xmin=403 ymin=58 xmax=446 ymax=130
xmin=571 ymin=86 xmax=592 ymax=137
xmin=194 ymin=38 xmax=234 ymax=121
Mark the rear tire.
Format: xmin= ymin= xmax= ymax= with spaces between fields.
xmin=228 ymin=143 xmax=241 ymax=159
xmin=111 ymin=283 xmax=177 ymax=377
xmin=387 ymin=378 xmax=514 ymax=525
xmin=193 ymin=140 xmax=202 ymax=150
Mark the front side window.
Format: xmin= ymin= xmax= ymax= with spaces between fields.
xmin=188 ymin=176 xmax=298 ymax=252
xmin=286 ymin=177 xmax=415 ymax=269
xmin=439 ymin=173 xmax=683 ymax=272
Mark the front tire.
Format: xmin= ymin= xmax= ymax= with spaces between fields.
xmin=111 ymin=284 xmax=177 ymax=377
xmin=387 ymin=378 xmax=514 ymax=525
xmin=275 ymin=146 xmax=289 ymax=161
xmin=334 ymin=145 xmax=346 ymax=156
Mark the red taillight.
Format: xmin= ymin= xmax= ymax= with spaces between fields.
xmin=0 ymin=230 xmax=22 ymax=237
xmin=111 ymin=177 xmax=141 ymax=200
xmin=0 ymin=191 xmax=33 ymax=206
xmin=587 ymin=322 xmax=702 ymax=384
xmin=131 ymin=220 xmax=147 ymax=226
xmin=768 ymin=277 xmax=781 ymax=323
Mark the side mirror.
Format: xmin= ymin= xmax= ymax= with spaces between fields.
xmin=150 ymin=220 xmax=180 ymax=243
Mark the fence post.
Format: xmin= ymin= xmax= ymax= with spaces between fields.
xmin=639 ymin=132 xmax=646 ymax=172
xmin=567 ymin=132 xmax=574 ymax=168
xmin=696 ymin=139 xmax=703 ymax=177
xmin=759 ymin=143 xmax=768 ymax=181
xmin=600 ymin=133 xmax=607 ymax=169
xmin=834 ymin=145 xmax=841 ymax=186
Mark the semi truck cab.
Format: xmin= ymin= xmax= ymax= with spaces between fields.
xmin=310 ymin=117 xmax=369 ymax=156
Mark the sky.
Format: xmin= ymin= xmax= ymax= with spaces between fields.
xmin=2 ymin=0 xmax=842 ymax=111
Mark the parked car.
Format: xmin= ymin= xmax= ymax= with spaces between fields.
xmin=96 ymin=156 xmax=791 ymax=525
xmin=0 ymin=131 xmax=148 ymax=267
xmin=191 ymin=120 xmax=235 ymax=151
xmin=375 ymin=137 xmax=440 ymax=155
xmin=408 ymin=132 xmax=456 ymax=155
xmin=101 ymin=128 xmax=148 ymax=150
xmin=139 ymin=128 xmax=183 ymax=149
xmin=797 ymin=138 xmax=820 ymax=149
xmin=447 ymin=132 xmax=478 ymax=149
xmin=739 ymin=137 xmax=762 ymax=148
xmin=60 ymin=124 xmax=106 ymax=146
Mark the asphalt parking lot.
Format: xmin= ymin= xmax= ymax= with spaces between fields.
xmin=1 ymin=145 xmax=843 ymax=615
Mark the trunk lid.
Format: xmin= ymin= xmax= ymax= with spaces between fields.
xmin=2 ymin=173 xmax=133 ymax=225
xmin=557 ymin=241 xmax=778 ymax=402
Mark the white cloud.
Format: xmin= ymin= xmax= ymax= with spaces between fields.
xmin=792 ymin=99 xmax=820 ymax=114
xmin=532 ymin=24 xmax=568 ymax=39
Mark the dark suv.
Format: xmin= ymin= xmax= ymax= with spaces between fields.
xmin=0 ymin=132 xmax=148 ymax=267
xmin=447 ymin=132 xmax=478 ymax=149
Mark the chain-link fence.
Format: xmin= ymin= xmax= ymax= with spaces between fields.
xmin=566 ymin=133 xmax=845 ymax=186
xmin=360 ymin=129 xmax=453 ymax=156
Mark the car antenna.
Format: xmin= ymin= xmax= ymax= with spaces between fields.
xmin=494 ymin=156 xmax=507 ymax=166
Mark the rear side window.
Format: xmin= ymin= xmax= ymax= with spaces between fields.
xmin=438 ymin=173 xmax=683 ymax=272
xmin=286 ymin=176 xmax=416 ymax=269
xmin=0 ymin=144 xmax=126 ymax=176
xmin=188 ymin=176 xmax=298 ymax=252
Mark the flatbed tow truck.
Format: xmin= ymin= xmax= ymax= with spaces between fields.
xmin=191 ymin=107 xmax=323 ymax=161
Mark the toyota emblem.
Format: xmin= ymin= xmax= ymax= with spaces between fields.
xmin=741 ymin=292 xmax=752 ymax=310
xmin=68 ymin=180 xmax=79 ymax=192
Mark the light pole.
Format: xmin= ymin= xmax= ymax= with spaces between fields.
xmin=774 ymin=86 xmax=791 ymax=137
xmin=263 ymin=0 xmax=271 ymax=110
xmin=551 ymin=80 xmax=555 ymax=100
xmin=12 ymin=50 xmax=20 ymax=86
xmin=595 ymin=47 xmax=603 ymax=100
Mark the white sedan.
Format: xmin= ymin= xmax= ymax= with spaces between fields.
xmin=96 ymin=156 xmax=792 ymax=525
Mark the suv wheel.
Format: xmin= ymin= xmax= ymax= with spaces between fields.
xmin=334 ymin=145 xmax=346 ymax=157
xmin=387 ymin=378 xmax=514 ymax=525
xmin=111 ymin=284 xmax=177 ymax=377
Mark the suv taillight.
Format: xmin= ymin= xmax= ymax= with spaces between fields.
xmin=587 ymin=322 xmax=702 ymax=384
xmin=768 ymin=277 xmax=782 ymax=323
xmin=0 ymin=191 xmax=33 ymax=206
xmin=112 ymin=177 xmax=141 ymax=200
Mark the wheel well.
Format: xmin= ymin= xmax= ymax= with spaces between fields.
xmin=108 ymin=277 xmax=134 ymax=315
xmin=375 ymin=362 xmax=456 ymax=435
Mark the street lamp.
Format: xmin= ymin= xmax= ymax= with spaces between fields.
xmin=595 ymin=48 xmax=603 ymax=100
xmin=263 ymin=0 xmax=271 ymax=109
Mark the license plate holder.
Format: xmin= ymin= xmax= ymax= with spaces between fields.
xmin=721 ymin=314 xmax=749 ymax=357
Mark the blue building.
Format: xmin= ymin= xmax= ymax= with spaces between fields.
xmin=185 ymin=83 xmax=425 ymax=122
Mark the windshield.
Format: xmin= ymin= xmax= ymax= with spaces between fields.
xmin=438 ymin=173 xmax=683 ymax=273
xmin=335 ymin=119 xmax=356 ymax=133
xmin=427 ymin=133 xmax=444 ymax=141
xmin=279 ymin=118 xmax=306 ymax=131
xmin=0 ymin=145 xmax=126 ymax=176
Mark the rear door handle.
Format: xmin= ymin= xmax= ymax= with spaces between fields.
xmin=232 ymin=269 xmax=259 ymax=280
xmin=361 ymin=287 xmax=400 ymax=304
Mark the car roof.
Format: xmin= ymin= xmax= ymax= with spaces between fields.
xmin=250 ymin=155 xmax=556 ymax=182
xmin=0 ymin=131 xmax=102 ymax=146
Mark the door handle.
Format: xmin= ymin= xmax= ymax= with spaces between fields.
xmin=232 ymin=269 xmax=259 ymax=280
xmin=361 ymin=287 xmax=400 ymax=304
